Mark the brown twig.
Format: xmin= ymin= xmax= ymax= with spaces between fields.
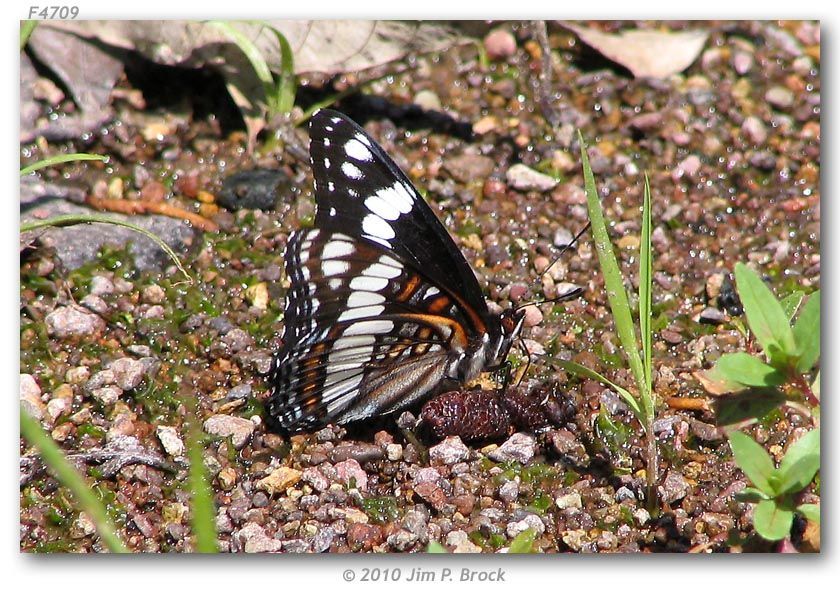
xmin=87 ymin=195 xmax=219 ymax=233
xmin=665 ymin=396 xmax=711 ymax=411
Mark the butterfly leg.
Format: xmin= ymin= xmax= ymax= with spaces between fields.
xmin=512 ymin=337 xmax=532 ymax=387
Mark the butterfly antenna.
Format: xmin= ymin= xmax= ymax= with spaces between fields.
xmin=518 ymin=221 xmax=591 ymax=310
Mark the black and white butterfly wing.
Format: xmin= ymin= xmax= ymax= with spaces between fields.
xmin=308 ymin=110 xmax=489 ymax=314
xmin=268 ymin=110 xmax=504 ymax=432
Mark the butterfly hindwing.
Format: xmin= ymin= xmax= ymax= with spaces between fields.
xmin=270 ymin=228 xmax=480 ymax=430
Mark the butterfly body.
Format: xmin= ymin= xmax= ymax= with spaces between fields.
xmin=267 ymin=110 xmax=525 ymax=433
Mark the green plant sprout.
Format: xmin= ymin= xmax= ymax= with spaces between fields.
xmin=694 ymin=263 xmax=820 ymax=546
xmin=210 ymin=21 xmax=297 ymax=120
xmin=729 ymin=429 xmax=819 ymax=541
xmin=550 ymin=133 xmax=659 ymax=509
xmin=698 ymin=263 xmax=820 ymax=425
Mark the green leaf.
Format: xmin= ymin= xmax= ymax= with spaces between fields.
xmin=578 ymin=134 xmax=649 ymax=420
xmin=20 ymin=152 xmax=108 ymax=176
xmin=551 ymin=358 xmax=643 ymax=419
xmin=777 ymin=429 xmax=820 ymax=495
xmin=811 ymin=370 xmax=820 ymax=400
xmin=779 ymin=290 xmax=805 ymax=320
xmin=735 ymin=486 xmax=770 ymax=503
xmin=20 ymin=408 xmax=129 ymax=553
xmin=793 ymin=291 xmax=820 ymax=373
xmin=713 ymin=388 xmax=787 ymax=428
xmin=710 ymin=352 xmax=786 ymax=388
xmin=734 ymin=263 xmax=798 ymax=367
xmin=729 ymin=431 xmax=778 ymax=495
xmin=753 ymin=498 xmax=794 ymax=541
xmin=507 ymin=528 xmax=538 ymax=553
xmin=796 ymin=503 xmax=820 ymax=524
xmin=426 ymin=541 xmax=449 ymax=553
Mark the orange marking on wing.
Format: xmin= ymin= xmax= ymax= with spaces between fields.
xmin=396 ymin=274 xmax=422 ymax=302
xmin=428 ymin=296 xmax=451 ymax=315
xmin=394 ymin=313 xmax=468 ymax=350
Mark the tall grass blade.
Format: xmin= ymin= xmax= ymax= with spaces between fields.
xmin=20 ymin=408 xmax=129 ymax=553
xmin=639 ymin=175 xmax=653 ymax=397
xmin=20 ymin=153 xmax=108 ymax=176
xmin=265 ymin=25 xmax=296 ymax=115
xmin=210 ymin=21 xmax=275 ymax=91
xmin=21 ymin=214 xmax=192 ymax=283
xmin=185 ymin=398 xmax=218 ymax=553
xmin=578 ymin=132 xmax=647 ymax=413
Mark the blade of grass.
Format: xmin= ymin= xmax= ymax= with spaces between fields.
xmin=552 ymin=358 xmax=642 ymax=416
xmin=264 ymin=24 xmax=296 ymax=115
xmin=21 ymin=213 xmax=192 ymax=283
xmin=21 ymin=20 xmax=38 ymax=49
xmin=578 ymin=132 xmax=647 ymax=413
xmin=639 ymin=175 xmax=653 ymax=397
xmin=209 ymin=21 xmax=274 ymax=96
xmin=20 ymin=408 xmax=129 ymax=553
xmin=185 ymin=397 xmax=218 ymax=553
xmin=20 ymin=153 xmax=108 ymax=176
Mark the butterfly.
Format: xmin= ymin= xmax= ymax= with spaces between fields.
xmin=267 ymin=109 xmax=532 ymax=433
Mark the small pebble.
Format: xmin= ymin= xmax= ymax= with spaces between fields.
xmin=741 ymin=116 xmax=767 ymax=145
xmin=659 ymin=471 xmax=692 ymax=505
xmin=413 ymin=89 xmax=441 ymax=111
xmin=203 ymin=414 xmax=256 ymax=449
xmin=156 ymin=425 xmax=185 ymax=457
xmin=45 ymin=306 xmax=106 ymax=339
xmin=484 ymin=28 xmax=517 ymax=60
xmin=521 ymin=304 xmax=543 ymax=327
xmin=257 ymin=466 xmax=302 ymax=495
xmin=555 ymin=491 xmax=583 ymax=510
xmin=766 ymin=85 xmax=795 ymax=109
xmin=90 ymin=275 xmax=114 ymax=296
xmin=386 ymin=443 xmax=403 ymax=461
xmin=506 ymin=164 xmax=558 ymax=192
xmin=446 ymin=530 xmax=482 ymax=553
xmin=20 ymin=374 xmax=45 ymax=420
xmin=506 ymin=514 xmax=545 ymax=537
xmin=142 ymin=284 xmax=166 ymax=304
xmin=109 ymin=357 xmax=147 ymax=391
xmin=487 ymin=433 xmax=537 ymax=464
xmin=429 ymin=436 xmax=470 ymax=465
xmin=698 ymin=307 xmax=727 ymax=325
xmin=334 ymin=459 xmax=368 ymax=492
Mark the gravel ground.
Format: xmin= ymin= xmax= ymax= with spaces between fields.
xmin=20 ymin=20 xmax=819 ymax=553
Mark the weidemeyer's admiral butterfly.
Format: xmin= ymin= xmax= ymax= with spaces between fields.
xmin=267 ymin=109 xmax=577 ymax=434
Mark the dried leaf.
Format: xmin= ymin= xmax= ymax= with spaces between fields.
xmin=36 ymin=20 xmax=468 ymax=76
xmin=565 ymin=23 xmax=708 ymax=78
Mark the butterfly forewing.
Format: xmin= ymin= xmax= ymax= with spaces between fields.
xmin=268 ymin=110 xmax=511 ymax=432
xmin=308 ymin=110 xmax=490 ymax=315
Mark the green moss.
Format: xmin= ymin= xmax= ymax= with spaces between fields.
xmin=361 ymin=496 xmax=401 ymax=525
xmin=76 ymin=423 xmax=106 ymax=440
